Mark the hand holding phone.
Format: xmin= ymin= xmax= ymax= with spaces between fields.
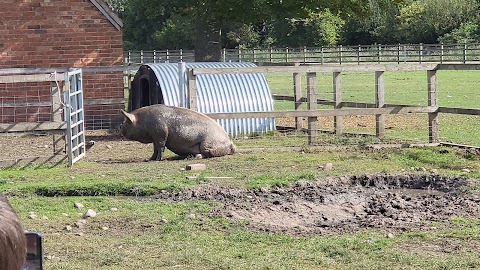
xmin=23 ymin=232 xmax=43 ymax=270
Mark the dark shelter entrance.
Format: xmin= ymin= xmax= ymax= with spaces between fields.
xmin=129 ymin=65 xmax=164 ymax=111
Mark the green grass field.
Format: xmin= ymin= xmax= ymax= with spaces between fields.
xmin=265 ymin=70 xmax=479 ymax=146
xmin=2 ymin=146 xmax=480 ymax=270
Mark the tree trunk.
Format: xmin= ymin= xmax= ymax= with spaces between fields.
xmin=194 ymin=13 xmax=222 ymax=62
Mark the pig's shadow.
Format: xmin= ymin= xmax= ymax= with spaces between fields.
xmin=97 ymin=155 xmax=194 ymax=164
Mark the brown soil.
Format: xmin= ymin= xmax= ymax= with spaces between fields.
xmin=153 ymin=174 xmax=480 ymax=235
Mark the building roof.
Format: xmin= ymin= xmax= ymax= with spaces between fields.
xmin=89 ymin=0 xmax=123 ymax=31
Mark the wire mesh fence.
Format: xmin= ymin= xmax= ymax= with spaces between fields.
xmin=0 ymin=78 xmax=66 ymax=165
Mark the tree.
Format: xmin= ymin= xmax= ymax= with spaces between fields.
xmin=121 ymin=0 xmax=174 ymax=50
xmin=268 ymin=9 xmax=345 ymax=47
xmin=341 ymin=0 xmax=409 ymax=45
xmin=396 ymin=0 xmax=479 ymax=43
xmin=121 ymin=0 xmax=370 ymax=60
xmin=439 ymin=22 xmax=480 ymax=43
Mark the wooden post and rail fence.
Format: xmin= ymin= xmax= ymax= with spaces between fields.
xmin=187 ymin=63 xmax=480 ymax=146
xmin=124 ymin=43 xmax=480 ymax=65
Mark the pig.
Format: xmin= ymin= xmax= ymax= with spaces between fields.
xmin=120 ymin=104 xmax=236 ymax=161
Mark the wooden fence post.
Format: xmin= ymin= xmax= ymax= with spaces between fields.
xmin=428 ymin=70 xmax=439 ymax=143
xmin=333 ymin=71 xmax=343 ymax=135
xmin=51 ymin=80 xmax=65 ymax=156
xmin=303 ymin=46 xmax=307 ymax=63
xmin=375 ymin=71 xmax=385 ymax=139
xmin=187 ymin=69 xmax=198 ymax=111
xmin=419 ymin=43 xmax=423 ymax=63
xmin=321 ymin=47 xmax=324 ymax=65
xmin=377 ymin=44 xmax=381 ymax=63
xmin=293 ymin=63 xmax=303 ymax=130
xmin=357 ymin=45 xmax=361 ymax=65
xmin=307 ymin=72 xmax=318 ymax=145
xmin=339 ymin=45 xmax=343 ymax=64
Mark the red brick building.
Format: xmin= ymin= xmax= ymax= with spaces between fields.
xmin=0 ymin=0 xmax=124 ymax=129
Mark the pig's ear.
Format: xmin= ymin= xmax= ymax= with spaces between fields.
xmin=120 ymin=110 xmax=136 ymax=124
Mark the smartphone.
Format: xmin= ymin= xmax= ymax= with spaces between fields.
xmin=23 ymin=232 xmax=43 ymax=270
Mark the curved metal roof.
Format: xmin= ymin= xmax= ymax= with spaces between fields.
xmin=144 ymin=62 xmax=275 ymax=137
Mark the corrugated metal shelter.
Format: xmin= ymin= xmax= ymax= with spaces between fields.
xmin=129 ymin=62 xmax=275 ymax=137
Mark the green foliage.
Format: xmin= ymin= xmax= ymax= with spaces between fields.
xmin=152 ymin=13 xmax=195 ymax=49
xmin=270 ymin=9 xmax=345 ymax=47
xmin=225 ymin=24 xmax=261 ymax=49
xmin=120 ymin=0 xmax=480 ymax=49
xmin=122 ymin=0 xmax=171 ymax=50
xmin=342 ymin=0 xmax=404 ymax=44
xmin=396 ymin=0 xmax=479 ymax=43
xmin=439 ymin=22 xmax=480 ymax=43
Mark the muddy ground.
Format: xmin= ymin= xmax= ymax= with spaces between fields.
xmin=152 ymin=174 xmax=480 ymax=234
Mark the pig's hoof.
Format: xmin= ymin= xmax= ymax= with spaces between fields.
xmin=194 ymin=154 xmax=204 ymax=159
xmin=148 ymin=158 xmax=164 ymax=161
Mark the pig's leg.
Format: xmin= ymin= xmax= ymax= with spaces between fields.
xmin=192 ymin=143 xmax=203 ymax=159
xmin=151 ymin=140 xmax=166 ymax=161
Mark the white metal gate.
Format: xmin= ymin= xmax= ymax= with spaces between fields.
xmin=64 ymin=69 xmax=86 ymax=166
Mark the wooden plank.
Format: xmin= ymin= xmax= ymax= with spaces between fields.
xmin=440 ymin=142 xmax=480 ymax=149
xmin=84 ymin=98 xmax=126 ymax=105
xmin=333 ymin=71 xmax=343 ymax=135
xmin=51 ymin=82 xmax=65 ymax=156
xmin=436 ymin=64 xmax=480 ymax=71
xmin=306 ymin=72 xmax=318 ymax=145
xmin=375 ymin=71 xmax=385 ymax=138
xmin=89 ymin=0 xmax=123 ymax=30
xmin=0 ymin=101 xmax=52 ymax=107
xmin=0 ymin=63 xmax=478 ymax=76
xmin=427 ymin=70 xmax=439 ymax=143
xmin=0 ymin=98 xmax=126 ymax=108
xmin=0 ymin=68 xmax=68 ymax=75
xmin=206 ymin=106 xmax=436 ymax=119
xmin=191 ymin=63 xmax=440 ymax=75
xmin=273 ymin=95 xmax=335 ymax=106
xmin=0 ymin=65 xmax=139 ymax=75
xmin=187 ymin=69 xmax=198 ymax=111
xmin=272 ymin=95 xmax=422 ymax=109
xmin=0 ymin=121 xmax=67 ymax=133
xmin=0 ymin=73 xmax=64 ymax=83
xmin=293 ymin=63 xmax=303 ymax=130
xmin=438 ymin=107 xmax=480 ymax=115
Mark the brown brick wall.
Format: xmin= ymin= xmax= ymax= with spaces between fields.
xmin=0 ymin=0 xmax=124 ymax=129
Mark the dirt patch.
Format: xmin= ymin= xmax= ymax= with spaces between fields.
xmin=154 ymin=174 xmax=480 ymax=235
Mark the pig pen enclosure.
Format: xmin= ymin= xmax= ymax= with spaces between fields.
xmin=2 ymin=63 xmax=479 ymax=166
xmin=1 ymin=63 xmax=480 ymax=269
